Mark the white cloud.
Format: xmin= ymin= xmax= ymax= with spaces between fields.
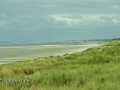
xmin=112 ymin=19 xmax=120 ymax=24
xmin=50 ymin=15 xmax=80 ymax=26
xmin=112 ymin=5 xmax=120 ymax=10
xmin=50 ymin=14 xmax=108 ymax=26
xmin=50 ymin=14 xmax=120 ymax=27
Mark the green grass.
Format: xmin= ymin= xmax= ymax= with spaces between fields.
xmin=0 ymin=40 xmax=120 ymax=90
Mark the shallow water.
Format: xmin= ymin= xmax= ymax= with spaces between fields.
xmin=0 ymin=44 xmax=99 ymax=64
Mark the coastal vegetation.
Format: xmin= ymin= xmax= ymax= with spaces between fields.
xmin=0 ymin=40 xmax=120 ymax=90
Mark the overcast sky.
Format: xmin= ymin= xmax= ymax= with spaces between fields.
xmin=0 ymin=0 xmax=120 ymax=42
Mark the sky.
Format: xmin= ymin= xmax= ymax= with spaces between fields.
xmin=0 ymin=0 xmax=120 ymax=43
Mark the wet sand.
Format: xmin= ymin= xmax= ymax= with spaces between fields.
xmin=0 ymin=44 xmax=99 ymax=64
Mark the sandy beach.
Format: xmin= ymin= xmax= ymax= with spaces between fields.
xmin=0 ymin=44 xmax=99 ymax=64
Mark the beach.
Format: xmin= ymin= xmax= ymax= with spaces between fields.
xmin=0 ymin=44 xmax=99 ymax=64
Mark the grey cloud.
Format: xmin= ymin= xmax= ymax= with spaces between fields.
xmin=0 ymin=0 xmax=120 ymax=30
xmin=0 ymin=0 xmax=120 ymax=42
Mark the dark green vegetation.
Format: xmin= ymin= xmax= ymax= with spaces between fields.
xmin=0 ymin=41 xmax=120 ymax=90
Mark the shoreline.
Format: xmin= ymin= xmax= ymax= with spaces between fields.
xmin=0 ymin=44 xmax=101 ymax=64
